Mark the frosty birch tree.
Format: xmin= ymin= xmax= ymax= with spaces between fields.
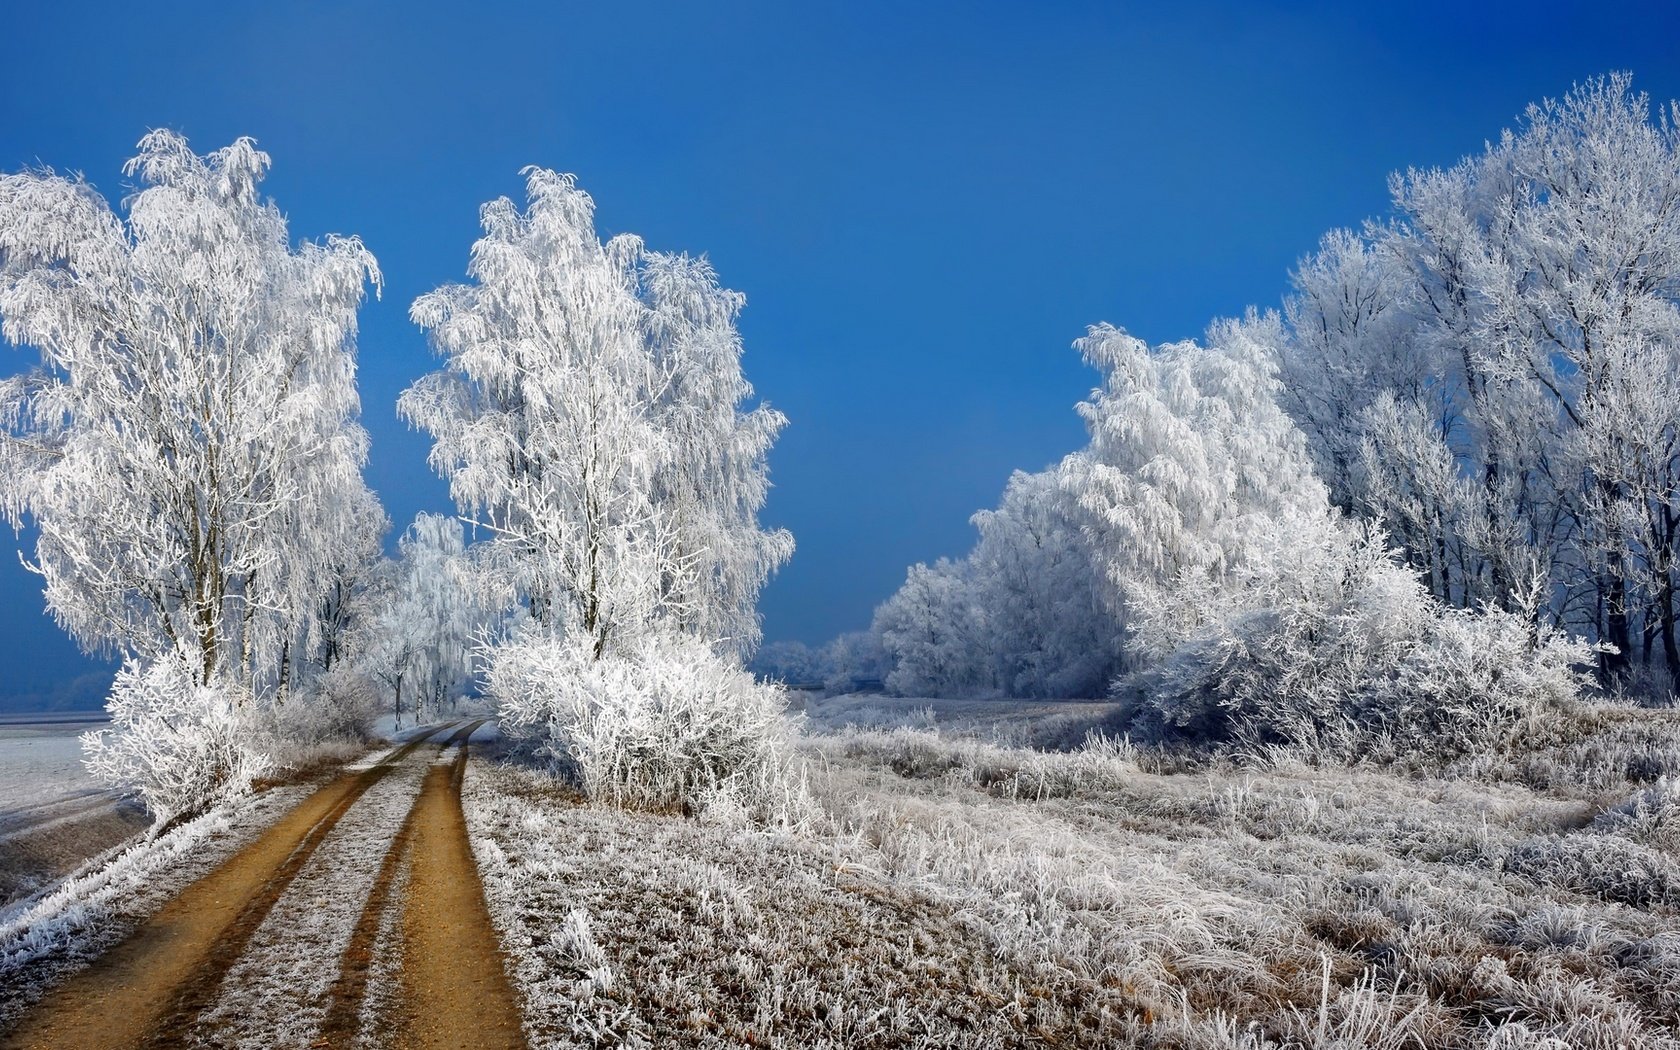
xmin=872 ymin=558 xmax=991 ymax=697
xmin=402 ymin=169 xmax=667 ymax=657
xmin=0 ymin=130 xmax=382 ymax=697
xmin=402 ymin=168 xmax=789 ymax=658
xmin=640 ymin=251 xmax=794 ymax=656
xmin=404 ymin=169 xmax=800 ymax=819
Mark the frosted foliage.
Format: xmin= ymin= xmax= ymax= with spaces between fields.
xmin=1134 ymin=518 xmax=1592 ymax=758
xmin=487 ymin=629 xmax=807 ymax=825
xmin=365 ymin=513 xmax=483 ymax=723
xmin=402 ymin=170 xmax=789 ymax=659
xmin=81 ymin=654 xmax=271 ymax=825
xmin=1283 ymin=75 xmax=1680 ymax=689
xmin=869 ymin=470 xmax=1119 ymax=700
xmin=640 ymin=251 xmax=795 ymax=656
xmin=968 ymin=469 xmax=1120 ymax=697
xmin=872 ymin=559 xmax=991 ymax=698
xmin=0 ymin=131 xmax=382 ymax=692
xmin=1062 ymin=314 xmax=1331 ymax=631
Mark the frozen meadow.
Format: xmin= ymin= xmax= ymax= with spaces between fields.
xmin=0 ymin=713 xmax=106 ymax=813
xmin=464 ymin=696 xmax=1680 ymax=1049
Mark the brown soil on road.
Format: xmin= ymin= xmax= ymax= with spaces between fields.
xmin=0 ymin=723 xmax=495 ymax=1050
xmin=392 ymin=726 xmax=526 ymax=1050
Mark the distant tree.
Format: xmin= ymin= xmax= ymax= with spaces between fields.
xmin=750 ymin=640 xmax=822 ymax=685
xmin=0 ymin=131 xmax=382 ymax=697
xmin=872 ymin=558 xmax=992 ymax=697
xmin=362 ymin=514 xmax=487 ymax=726
xmin=818 ymin=630 xmax=891 ymax=694
xmin=968 ymin=469 xmax=1121 ymax=698
xmin=312 ymin=488 xmax=390 ymax=677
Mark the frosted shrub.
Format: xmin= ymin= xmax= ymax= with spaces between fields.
xmin=81 ymin=655 xmax=272 ymax=826
xmin=488 ymin=630 xmax=807 ymax=824
xmin=261 ymin=667 xmax=382 ymax=753
xmin=1129 ymin=520 xmax=1592 ymax=761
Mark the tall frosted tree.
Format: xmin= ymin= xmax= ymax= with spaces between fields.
xmin=640 ymin=251 xmax=794 ymax=655
xmin=401 ymin=168 xmax=789 ymax=660
xmin=0 ymin=131 xmax=382 ymax=696
xmin=1061 ymin=314 xmax=1330 ymax=652
xmin=1283 ymin=74 xmax=1680 ymax=687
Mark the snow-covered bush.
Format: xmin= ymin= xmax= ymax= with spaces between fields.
xmin=488 ymin=629 xmax=807 ymax=824
xmin=1127 ymin=519 xmax=1590 ymax=760
xmin=264 ymin=667 xmax=383 ymax=751
xmin=81 ymin=655 xmax=272 ymax=826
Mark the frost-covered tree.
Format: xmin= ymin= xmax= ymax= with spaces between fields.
xmin=968 ymin=469 xmax=1121 ymax=698
xmin=1282 ymin=74 xmax=1680 ymax=689
xmin=407 ymin=170 xmax=799 ymax=819
xmin=872 ymin=558 xmax=992 ymax=697
xmin=402 ymin=168 xmax=653 ymax=654
xmin=0 ymin=131 xmax=382 ymax=697
xmin=1061 ymin=313 xmax=1330 ymax=651
xmin=817 ymin=631 xmax=891 ymax=694
xmin=1060 ymin=315 xmax=1586 ymax=754
xmin=750 ymin=640 xmax=822 ymax=685
xmin=402 ymin=169 xmax=790 ymax=660
xmin=311 ymin=488 xmax=390 ymax=678
xmin=640 ymin=251 xmax=794 ymax=656
xmin=366 ymin=513 xmax=482 ymax=724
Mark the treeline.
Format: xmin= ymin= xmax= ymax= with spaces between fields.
xmin=789 ymin=75 xmax=1680 ymax=748
xmin=0 ymin=142 xmax=795 ymax=823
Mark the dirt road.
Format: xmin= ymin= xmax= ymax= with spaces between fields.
xmin=1 ymin=721 xmax=526 ymax=1050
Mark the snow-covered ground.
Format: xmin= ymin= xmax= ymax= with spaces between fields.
xmin=0 ymin=713 xmax=108 ymax=814
xmin=463 ymin=699 xmax=1680 ymax=1049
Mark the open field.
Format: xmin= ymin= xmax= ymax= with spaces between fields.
xmin=3 ymin=698 xmax=1678 ymax=1047
xmin=467 ymin=696 xmax=1680 ymax=1048
xmin=0 ymin=714 xmax=147 ymax=910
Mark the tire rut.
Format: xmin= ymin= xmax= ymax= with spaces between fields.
xmin=0 ymin=722 xmax=460 ymax=1050
xmin=316 ymin=720 xmax=487 ymax=1047
xmin=393 ymin=722 xmax=525 ymax=1049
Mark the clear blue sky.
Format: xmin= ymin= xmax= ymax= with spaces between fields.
xmin=2 ymin=1 xmax=1677 ymax=706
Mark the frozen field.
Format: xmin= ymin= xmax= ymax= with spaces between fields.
xmin=0 ymin=713 xmax=110 ymax=815
xmin=0 ymin=713 xmax=144 ymax=910
xmin=463 ymin=696 xmax=1680 ymax=1048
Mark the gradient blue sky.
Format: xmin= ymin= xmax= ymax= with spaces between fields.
xmin=2 ymin=1 xmax=1678 ymax=706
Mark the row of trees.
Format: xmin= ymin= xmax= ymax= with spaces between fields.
xmin=834 ymin=78 xmax=1667 ymax=746
xmin=0 ymin=137 xmax=793 ymax=819
xmin=1284 ymin=72 xmax=1680 ymax=690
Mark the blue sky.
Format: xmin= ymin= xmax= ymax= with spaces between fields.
xmin=2 ymin=1 xmax=1677 ymax=705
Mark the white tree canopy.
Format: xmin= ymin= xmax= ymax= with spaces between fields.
xmin=402 ymin=168 xmax=789 ymax=660
xmin=0 ymin=130 xmax=382 ymax=694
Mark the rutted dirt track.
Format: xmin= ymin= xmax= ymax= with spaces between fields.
xmin=1 ymin=720 xmax=527 ymax=1050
